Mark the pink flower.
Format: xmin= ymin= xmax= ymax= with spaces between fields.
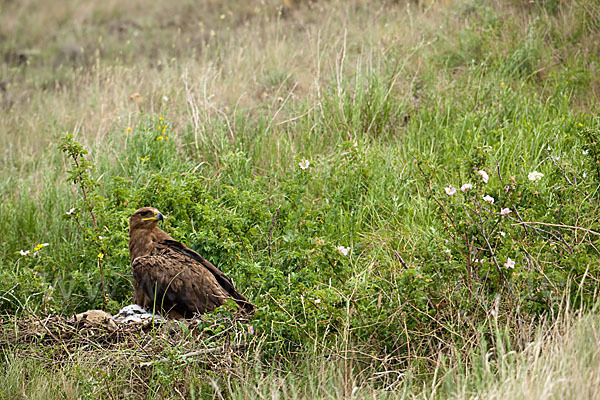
xmin=299 ymin=159 xmax=310 ymax=170
xmin=483 ymin=195 xmax=495 ymax=204
xmin=445 ymin=186 xmax=457 ymax=196
xmin=504 ymin=258 xmax=515 ymax=269
xmin=337 ymin=246 xmax=350 ymax=256
xmin=478 ymin=170 xmax=489 ymax=183
xmin=460 ymin=183 xmax=473 ymax=192
xmin=500 ymin=208 xmax=512 ymax=216
xmin=528 ymin=171 xmax=543 ymax=182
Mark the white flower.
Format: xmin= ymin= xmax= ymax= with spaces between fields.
xmin=583 ymin=172 xmax=587 ymax=179
xmin=299 ymin=159 xmax=310 ymax=170
xmin=528 ymin=171 xmax=544 ymax=182
xmin=499 ymin=231 xmax=506 ymax=237
xmin=66 ymin=207 xmax=76 ymax=215
xmin=582 ymin=149 xmax=589 ymax=155
xmin=337 ymin=245 xmax=350 ymax=256
xmin=19 ymin=250 xmax=30 ymax=256
xmin=478 ymin=170 xmax=489 ymax=183
xmin=248 ymin=325 xmax=255 ymax=335
xmin=500 ymin=208 xmax=512 ymax=216
xmin=504 ymin=258 xmax=515 ymax=269
xmin=445 ymin=186 xmax=457 ymax=196
xmin=162 ymin=96 xmax=169 ymax=102
xmin=314 ymin=298 xmax=321 ymax=304
xmin=483 ymin=195 xmax=495 ymax=204
xmin=460 ymin=183 xmax=473 ymax=192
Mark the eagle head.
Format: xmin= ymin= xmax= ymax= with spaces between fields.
xmin=129 ymin=207 xmax=165 ymax=230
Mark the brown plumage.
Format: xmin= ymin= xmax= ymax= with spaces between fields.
xmin=128 ymin=207 xmax=254 ymax=318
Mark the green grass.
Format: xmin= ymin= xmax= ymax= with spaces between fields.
xmin=1 ymin=0 xmax=599 ymax=398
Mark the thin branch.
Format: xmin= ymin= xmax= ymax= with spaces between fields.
xmin=474 ymin=200 xmax=515 ymax=298
xmin=511 ymin=221 xmax=600 ymax=237
xmin=268 ymin=205 xmax=280 ymax=269
xmin=140 ymin=344 xmax=248 ymax=367
xmin=393 ymin=250 xmax=409 ymax=269
xmin=546 ymin=146 xmax=577 ymax=188
xmin=73 ymin=155 xmax=97 ymax=229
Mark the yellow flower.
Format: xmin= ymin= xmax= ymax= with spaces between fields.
xmin=34 ymin=243 xmax=49 ymax=252
xmin=126 ymin=127 xmax=132 ymax=134
xmin=159 ymin=117 xmax=164 ymax=121
xmin=97 ymin=252 xmax=104 ymax=260
xmin=500 ymin=82 xmax=505 ymax=87
xmin=578 ymin=123 xmax=584 ymax=127
xmin=156 ymin=136 xmax=164 ymax=141
xmin=162 ymin=127 xmax=166 ymax=134
xmin=157 ymin=125 xmax=162 ymax=130
xmin=166 ymin=136 xmax=170 ymax=140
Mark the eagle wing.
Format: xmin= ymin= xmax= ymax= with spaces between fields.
xmin=132 ymin=240 xmax=254 ymax=317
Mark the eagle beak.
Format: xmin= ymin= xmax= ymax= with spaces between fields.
xmin=142 ymin=211 xmax=165 ymax=222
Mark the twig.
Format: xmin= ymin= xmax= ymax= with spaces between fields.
xmin=475 ymin=200 xmax=515 ymax=298
xmin=268 ymin=205 xmax=280 ymax=269
xmin=511 ymin=221 xmax=600 ymax=236
xmin=231 ymin=230 xmax=254 ymax=262
xmin=275 ymin=104 xmax=318 ymax=126
xmin=546 ymin=146 xmax=577 ymax=188
xmin=72 ymin=154 xmax=97 ymax=229
xmin=415 ymin=159 xmax=459 ymax=234
xmin=139 ymin=344 xmax=247 ymax=367
xmin=509 ymin=217 xmax=573 ymax=254
xmin=496 ymin=160 xmax=504 ymax=184
xmin=393 ymin=250 xmax=409 ymax=269
xmin=0 ymin=283 xmax=19 ymax=303
xmin=264 ymin=81 xmax=298 ymax=137
xmin=98 ymin=258 xmax=107 ymax=311
xmin=104 ymin=378 xmax=116 ymax=400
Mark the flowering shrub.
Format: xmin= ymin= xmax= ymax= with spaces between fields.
xmin=412 ymin=136 xmax=600 ymax=328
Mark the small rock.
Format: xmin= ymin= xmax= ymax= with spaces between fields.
xmin=75 ymin=309 xmax=118 ymax=330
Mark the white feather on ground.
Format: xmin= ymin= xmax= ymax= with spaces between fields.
xmin=112 ymin=304 xmax=166 ymax=323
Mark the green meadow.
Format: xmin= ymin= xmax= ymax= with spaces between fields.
xmin=1 ymin=0 xmax=599 ymax=398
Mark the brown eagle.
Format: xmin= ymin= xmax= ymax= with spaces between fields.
xmin=128 ymin=207 xmax=254 ymax=318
